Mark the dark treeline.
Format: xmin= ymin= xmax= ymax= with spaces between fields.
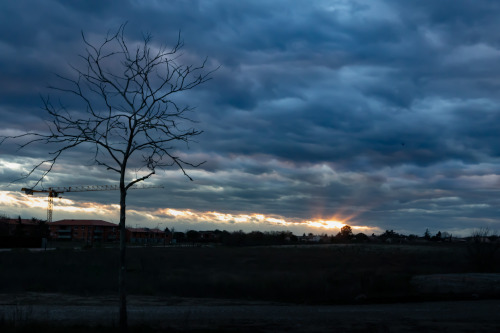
xmin=170 ymin=229 xmax=297 ymax=246
xmin=167 ymin=225 xmax=499 ymax=246
xmin=0 ymin=216 xmax=49 ymax=248
xmin=3 ymin=213 xmax=499 ymax=248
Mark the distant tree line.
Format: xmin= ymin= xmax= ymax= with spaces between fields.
xmin=3 ymin=215 xmax=499 ymax=248
xmin=0 ymin=215 xmax=49 ymax=248
xmin=165 ymin=225 xmax=498 ymax=246
xmin=166 ymin=228 xmax=298 ymax=246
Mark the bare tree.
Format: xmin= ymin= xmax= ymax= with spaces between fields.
xmin=467 ymin=228 xmax=500 ymax=272
xmin=1 ymin=24 xmax=216 ymax=331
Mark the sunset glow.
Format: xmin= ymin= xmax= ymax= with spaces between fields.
xmin=306 ymin=219 xmax=347 ymax=229
xmin=0 ymin=190 xmax=380 ymax=234
xmin=3 ymin=1 xmax=500 ymax=237
xmin=0 ymin=191 xmax=119 ymax=217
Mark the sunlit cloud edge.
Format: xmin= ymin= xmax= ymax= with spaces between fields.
xmin=0 ymin=191 xmax=380 ymax=234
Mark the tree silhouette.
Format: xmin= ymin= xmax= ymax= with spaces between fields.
xmin=339 ymin=225 xmax=353 ymax=238
xmin=424 ymin=228 xmax=431 ymax=240
xmin=1 ymin=24 xmax=216 ymax=331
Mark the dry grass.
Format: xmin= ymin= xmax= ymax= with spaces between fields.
xmin=1 ymin=243 xmax=489 ymax=304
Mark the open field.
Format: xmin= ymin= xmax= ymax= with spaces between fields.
xmin=1 ymin=294 xmax=500 ymax=332
xmin=1 ymin=243 xmax=499 ymax=303
xmin=1 ymin=243 xmax=500 ymax=331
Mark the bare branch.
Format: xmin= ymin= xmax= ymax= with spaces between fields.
xmin=1 ymin=23 xmax=214 ymax=199
xmin=8 ymin=24 xmax=213 ymax=186
xmin=0 ymin=24 xmax=217 ymax=331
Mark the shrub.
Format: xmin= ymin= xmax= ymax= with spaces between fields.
xmin=467 ymin=228 xmax=500 ymax=272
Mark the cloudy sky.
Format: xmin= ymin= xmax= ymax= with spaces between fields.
xmin=1 ymin=0 xmax=500 ymax=236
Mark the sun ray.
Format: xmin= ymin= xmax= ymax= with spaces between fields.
xmin=0 ymin=190 xmax=381 ymax=234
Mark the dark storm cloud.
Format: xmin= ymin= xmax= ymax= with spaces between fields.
xmin=2 ymin=0 xmax=500 ymax=234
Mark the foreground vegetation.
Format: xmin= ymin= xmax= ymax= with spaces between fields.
xmin=1 ymin=242 xmax=500 ymax=332
xmin=1 ymin=242 xmax=498 ymax=304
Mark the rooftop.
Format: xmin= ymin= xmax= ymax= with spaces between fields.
xmin=0 ymin=218 xmax=42 ymax=226
xmin=128 ymin=227 xmax=164 ymax=233
xmin=50 ymin=219 xmax=118 ymax=227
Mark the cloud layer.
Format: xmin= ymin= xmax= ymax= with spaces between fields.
xmin=2 ymin=0 xmax=500 ymax=235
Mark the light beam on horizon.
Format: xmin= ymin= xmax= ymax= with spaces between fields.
xmin=0 ymin=190 xmax=379 ymax=233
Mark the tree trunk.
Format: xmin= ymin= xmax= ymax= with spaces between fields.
xmin=119 ymin=187 xmax=127 ymax=332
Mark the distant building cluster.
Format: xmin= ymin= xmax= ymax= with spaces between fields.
xmin=2 ymin=217 xmax=499 ymax=249
xmin=0 ymin=217 xmax=49 ymax=248
xmin=0 ymin=218 xmax=43 ymax=238
xmin=49 ymin=219 xmax=170 ymax=245
xmin=0 ymin=218 xmax=171 ymax=248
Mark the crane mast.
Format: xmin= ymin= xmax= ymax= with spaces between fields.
xmin=21 ymin=184 xmax=163 ymax=222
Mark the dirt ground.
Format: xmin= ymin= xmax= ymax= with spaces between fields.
xmin=1 ymin=293 xmax=500 ymax=332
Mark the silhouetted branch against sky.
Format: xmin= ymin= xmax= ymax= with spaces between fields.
xmin=1 ymin=23 xmax=217 ymax=189
xmin=0 ymin=22 xmax=219 ymax=332
xmin=3 ymin=1 xmax=500 ymax=235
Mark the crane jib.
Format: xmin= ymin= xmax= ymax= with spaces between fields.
xmin=20 ymin=184 xmax=163 ymax=222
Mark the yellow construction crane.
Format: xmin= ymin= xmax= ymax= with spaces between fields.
xmin=21 ymin=184 xmax=163 ymax=222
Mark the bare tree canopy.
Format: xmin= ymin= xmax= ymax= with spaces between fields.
xmin=1 ymin=23 xmax=217 ymax=331
xmin=3 ymin=23 xmax=217 ymax=189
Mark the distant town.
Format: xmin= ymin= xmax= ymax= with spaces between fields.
xmin=1 ymin=215 xmax=498 ymax=249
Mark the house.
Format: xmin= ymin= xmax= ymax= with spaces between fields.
xmin=199 ymin=231 xmax=219 ymax=242
xmin=0 ymin=218 xmax=48 ymax=248
xmin=49 ymin=219 xmax=119 ymax=243
xmin=6 ymin=218 xmax=170 ymax=245
xmin=127 ymin=227 xmax=171 ymax=245
xmin=0 ymin=218 xmax=45 ymax=237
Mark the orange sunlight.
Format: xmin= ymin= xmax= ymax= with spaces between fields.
xmin=0 ymin=190 xmax=119 ymax=216
xmin=306 ymin=219 xmax=346 ymax=229
xmin=0 ymin=190 xmax=380 ymax=234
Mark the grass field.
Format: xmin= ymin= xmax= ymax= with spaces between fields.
xmin=1 ymin=242 xmax=497 ymax=304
